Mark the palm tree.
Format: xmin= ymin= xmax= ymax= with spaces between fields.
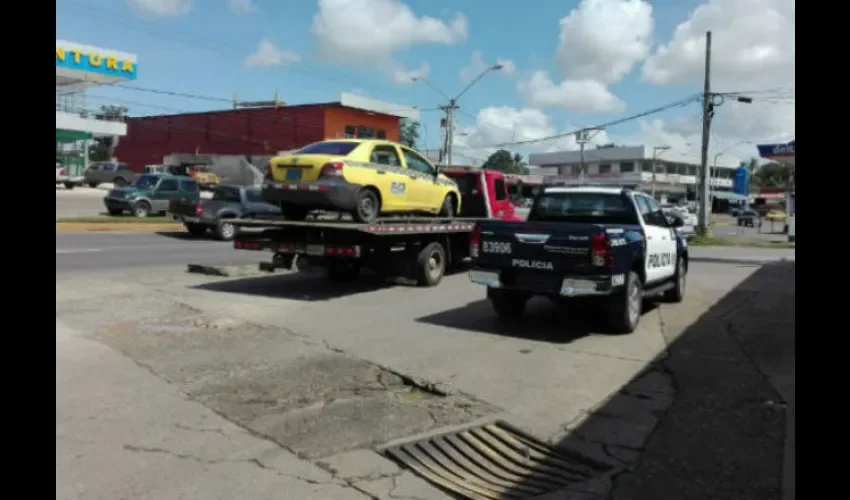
xmin=512 ymin=153 xmax=528 ymax=174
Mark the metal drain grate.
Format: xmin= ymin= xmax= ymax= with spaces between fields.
xmin=382 ymin=421 xmax=612 ymax=500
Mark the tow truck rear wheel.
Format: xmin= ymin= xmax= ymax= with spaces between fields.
xmin=607 ymin=270 xmax=642 ymax=334
xmin=488 ymin=288 xmax=528 ymax=319
xmin=415 ymin=242 xmax=446 ymax=287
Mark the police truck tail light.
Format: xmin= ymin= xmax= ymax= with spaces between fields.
xmin=590 ymin=232 xmax=612 ymax=268
xmin=469 ymin=226 xmax=481 ymax=258
xmin=319 ymin=162 xmax=344 ymax=178
xmin=195 ymin=203 xmax=204 ymax=217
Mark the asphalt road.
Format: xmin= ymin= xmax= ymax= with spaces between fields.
xmin=56 ymin=235 xmax=794 ymax=500
xmin=56 ymin=232 xmax=242 ymax=275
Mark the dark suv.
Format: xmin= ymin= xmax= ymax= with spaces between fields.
xmin=84 ymin=162 xmax=136 ymax=187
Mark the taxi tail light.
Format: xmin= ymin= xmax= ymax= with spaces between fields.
xmin=195 ymin=204 xmax=204 ymax=217
xmin=319 ymin=162 xmax=344 ymax=178
xmin=590 ymin=232 xmax=612 ymax=268
xmin=469 ymin=225 xmax=481 ymax=258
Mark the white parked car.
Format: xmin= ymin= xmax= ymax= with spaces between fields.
xmin=56 ymin=164 xmax=84 ymax=190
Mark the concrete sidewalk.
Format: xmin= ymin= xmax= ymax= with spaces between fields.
xmin=610 ymin=260 xmax=795 ymax=500
xmin=689 ymin=246 xmax=795 ymax=265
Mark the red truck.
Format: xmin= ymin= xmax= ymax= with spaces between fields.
xmin=230 ymin=167 xmax=521 ymax=286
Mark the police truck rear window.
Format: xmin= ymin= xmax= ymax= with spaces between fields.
xmin=529 ymin=192 xmax=638 ymax=225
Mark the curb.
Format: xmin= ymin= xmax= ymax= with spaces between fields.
xmin=690 ymin=257 xmax=794 ymax=266
xmin=187 ymin=262 xmax=271 ymax=278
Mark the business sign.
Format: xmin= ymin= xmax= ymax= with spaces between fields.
xmin=757 ymin=140 xmax=795 ymax=160
xmin=56 ymin=44 xmax=137 ymax=80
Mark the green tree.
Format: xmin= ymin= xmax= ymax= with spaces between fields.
xmin=89 ymin=105 xmax=129 ymax=162
xmin=752 ymin=161 xmax=794 ymax=189
xmin=399 ymin=119 xmax=420 ymax=148
xmin=482 ymin=149 xmax=527 ymax=174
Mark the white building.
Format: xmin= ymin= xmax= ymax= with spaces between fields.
xmin=528 ymin=146 xmax=734 ymax=201
xmin=56 ymin=40 xmax=138 ymax=176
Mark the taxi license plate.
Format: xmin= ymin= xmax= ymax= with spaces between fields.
xmin=285 ymin=169 xmax=302 ymax=181
xmin=306 ymin=245 xmax=325 ymax=256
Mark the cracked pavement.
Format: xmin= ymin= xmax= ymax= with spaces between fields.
xmin=57 ymin=255 xmax=792 ymax=500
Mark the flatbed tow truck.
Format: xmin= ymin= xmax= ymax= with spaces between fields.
xmin=230 ymin=167 xmax=521 ymax=286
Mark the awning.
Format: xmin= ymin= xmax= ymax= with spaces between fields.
xmin=711 ymin=191 xmax=749 ymax=201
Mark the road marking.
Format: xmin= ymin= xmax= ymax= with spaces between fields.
xmin=56 ymin=248 xmax=104 ymax=254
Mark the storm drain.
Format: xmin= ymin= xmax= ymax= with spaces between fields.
xmin=382 ymin=421 xmax=612 ymax=500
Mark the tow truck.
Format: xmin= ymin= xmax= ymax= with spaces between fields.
xmin=230 ymin=167 xmax=521 ymax=286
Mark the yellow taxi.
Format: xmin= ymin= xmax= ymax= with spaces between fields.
xmin=765 ymin=209 xmax=787 ymax=222
xmin=262 ymin=139 xmax=461 ymax=223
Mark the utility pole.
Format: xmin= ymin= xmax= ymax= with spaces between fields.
xmin=697 ymin=31 xmax=713 ymax=236
xmin=650 ymin=145 xmax=671 ymax=197
xmin=576 ymin=128 xmax=601 ymax=185
xmin=414 ymin=63 xmax=503 ymax=167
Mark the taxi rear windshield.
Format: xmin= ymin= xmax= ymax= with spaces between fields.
xmin=529 ymin=192 xmax=638 ymax=225
xmin=296 ymin=142 xmax=359 ymax=156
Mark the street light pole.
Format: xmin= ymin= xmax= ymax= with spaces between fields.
xmin=650 ymin=145 xmax=671 ymax=197
xmin=414 ymin=64 xmax=503 ymax=166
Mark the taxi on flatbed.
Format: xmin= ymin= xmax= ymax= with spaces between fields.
xmin=262 ymin=139 xmax=462 ymax=223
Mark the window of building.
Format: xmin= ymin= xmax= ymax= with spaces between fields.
xmin=571 ymin=165 xmax=581 ymax=176
xmin=641 ymin=161 xmax=654 ymax=172
xmin=344 ymin=125 xmax=356 ymax=138
xmin=357 ymin=126 xmax=375 ymax=138
xmin=377 ymin=130 xmax=387 ymax=139
xmin=665 ymin=163 xmax=677 ymax=174
xmin=619 ymin=162 xmax=634 ymax=173
xmin=598 ymin=164 xmax=611 ymax=174
xmin=687 ymin=165 xmax=697 ymax=176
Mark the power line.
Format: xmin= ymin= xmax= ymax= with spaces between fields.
xmin=472 ymin=94 xmax=702 ymax=149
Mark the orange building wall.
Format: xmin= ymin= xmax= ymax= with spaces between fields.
xmin=323 ymin=106 xmax=401 ymax=142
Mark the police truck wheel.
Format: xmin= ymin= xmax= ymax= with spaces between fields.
xmin=488 ymin=288 xmax=528 ymax=319
xmin=132 ymin=201 xmax=151 ymax=218
xmin=352 ymin=188 xmax=381 ymax=223
xmin=107 ymin=208 xmax=123 ymax=216
xmin=663 ymin=258 xmax=686 ymax=303
xmin=415 ymin=242 xmax=446 ymax=287
xmin=607 ymin=271 xmax=642 ymax=334
xmin=113 ymin=177 xmax=127 ymax=187
xmin=64 ymin=182 xmax=74 ymax=190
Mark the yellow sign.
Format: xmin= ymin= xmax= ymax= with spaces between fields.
xmin=56 ymin=47 xmax=135 ymax=75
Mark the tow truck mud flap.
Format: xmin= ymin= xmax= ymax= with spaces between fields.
xmin=259 ymin=253 xmax=296 ymax=272
xmin=381 ymin=421 xmax=612 ymax=500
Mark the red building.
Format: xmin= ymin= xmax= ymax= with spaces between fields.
xmin=114 ymin=92 xmax=420 ymax=171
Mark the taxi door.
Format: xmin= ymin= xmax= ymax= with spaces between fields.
xmin=400 ymin=147 xmax=441 ymax=210
xmin=368 ymin=144 xmax=409 ymax=211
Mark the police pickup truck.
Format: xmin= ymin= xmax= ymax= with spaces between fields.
xmin=468 ymin=187 xmax=688 ymax=333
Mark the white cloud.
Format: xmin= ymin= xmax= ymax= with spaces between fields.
xmin=311 ymin=0 xmax=468 ymax=65
xmin=127 ymin=0 xmax=192 ymax=17
xmin=518 ymin=71 xmax=625 ymax=113
xmin=244 ymin=39 xmax=300 ymax=68
xmin=519 ymin=0 xmax=653 ymax=113
xmin=459 ymin=51 xmax=516 ymax=84
xmin=639 ymin=0 xmax=794 ymax=160
xmin=227 ymin=0 xmax=258 ymax=14
xmin=641 ymin=0 xmax=794 ymax=89
xmin=391 ymin=61 xmax=431 ymax=84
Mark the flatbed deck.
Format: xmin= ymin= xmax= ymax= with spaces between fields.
xmin=230 ymin=217 xmax=479 ymax=234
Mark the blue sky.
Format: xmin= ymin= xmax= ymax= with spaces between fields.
xmin=56 ymin=0 xmax=794 ymax=166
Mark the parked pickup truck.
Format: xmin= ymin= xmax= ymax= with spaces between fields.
xmin=468 ymin=186 xmax=689 ymax=333
xmin=169 ymin=185 xmax=280 ymax=240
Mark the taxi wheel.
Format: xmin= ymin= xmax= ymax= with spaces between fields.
xmin=352 ymin=188 xmax=380 ymax=223
xmin=439 ymin=195 xmax=456 ymax=218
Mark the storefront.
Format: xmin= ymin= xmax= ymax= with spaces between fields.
xmin=757 ymin=140 xmax=795 ymax=241
xmin=56 ymin=40 xmax=138 ymax=178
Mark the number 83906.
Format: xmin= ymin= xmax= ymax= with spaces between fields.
xmin=482 ymin=241 xmax=512 ymax=254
